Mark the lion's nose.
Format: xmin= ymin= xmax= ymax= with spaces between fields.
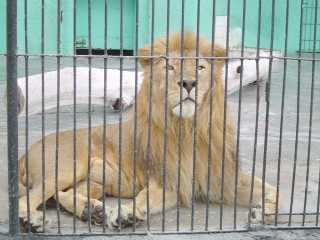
xmin=177 ymin=80 xmax=197 ymax=93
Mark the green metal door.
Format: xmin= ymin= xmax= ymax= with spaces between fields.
xmin=0 ymin=0 xmax=74 ymax=55
xmin=76 ymin=0 xmax=136 ymax=51
xmin=301 ymin=0 xmax=320 ymax=52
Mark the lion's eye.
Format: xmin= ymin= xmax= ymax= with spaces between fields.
xmin=198 ymin=65 xmax=205 ymax=71
xmin=166 ymin=64 xmax=175 ymax=71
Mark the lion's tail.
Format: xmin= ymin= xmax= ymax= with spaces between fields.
xmin=18 ymin=155 xmax=33 ymax=197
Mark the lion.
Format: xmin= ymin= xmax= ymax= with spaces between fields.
xmin=18 ymin=32 xmax=277 ymax=232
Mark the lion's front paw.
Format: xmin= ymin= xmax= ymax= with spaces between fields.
xmin=249 ymin=206 xmax=262 ymax=224
xmin=106 ymin=205 xmax=142 ymax=230
xmin=81 ymin=202 xmax=109 ymax=226
xmin=19 ymin=210 xmax=49 ymax=233
xmin=249 ymin=205 xmax=274 ymax=225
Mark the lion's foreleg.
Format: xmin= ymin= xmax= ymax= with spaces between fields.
xmin=106 ymin=179 xmax=177 ymax=229
xmin=57 ymin=180 xmax=110 ymax=226
xmin=91 ymin=157 xmax=136 ymax=198
xmin=237 ymin=171 xmax=277 ymax=224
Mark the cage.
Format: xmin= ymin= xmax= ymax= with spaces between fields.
xmin=1 ymin=0 xmax=320 ymax=239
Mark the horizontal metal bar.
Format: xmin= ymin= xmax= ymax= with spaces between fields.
xmin=1 ymin=225 xmax=320 ymax=238
xmin=303 ymin=6 xmax=320 ymax=9
xmin=1 ymin=53 xmax=320 ymax=62
xmin=267 ymin=226 xmax=320 ymax=231
xmin=302 ymin=23 xmax=320 ymax=26
xmin=1 ymin=229 xmax=250 ymax=237
xmin=270 ymin=212 xmax=320 ymax=216
xmin=302 ymin=39 xmax=320 ymax=41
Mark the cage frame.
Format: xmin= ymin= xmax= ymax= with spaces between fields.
xmin=4 ymin=0 xmax=320 ymax=238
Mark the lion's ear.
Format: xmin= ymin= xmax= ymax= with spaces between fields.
xmin=138 ymin=45 xmax=151 ymax=67
xmin=139 ymin=37 xmax=166 ymax=67
xmin=139 ymin=45 xmax=163 ymax=67
xmin=200 ymin=38 xmax=226 ymax=59
xmin=212 ymin=44 xmax=226 ymax=58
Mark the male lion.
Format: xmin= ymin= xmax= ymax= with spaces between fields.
xmin=19 ymin=32 xmax=277 ymax=231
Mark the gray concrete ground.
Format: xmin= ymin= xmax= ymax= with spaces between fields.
xmin=0 ymin=54 xmax=320 ymax=238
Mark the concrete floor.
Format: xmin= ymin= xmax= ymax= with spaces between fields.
xmin=0 ymin=54 xmax=320 ymax=236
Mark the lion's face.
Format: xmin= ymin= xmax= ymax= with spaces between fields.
xmin=139 ymin=32 xmax=225 ymax=119
xmin=152 ymin=51 xmax=214 ymax=119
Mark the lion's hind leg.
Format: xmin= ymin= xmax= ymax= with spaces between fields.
xmin=19 ymin=175 xmax=73 ymax=232
xmin=19 ymin=184 xmax=49 ymax=233
xmin=237 ymin=171 xmax=277 ymax=225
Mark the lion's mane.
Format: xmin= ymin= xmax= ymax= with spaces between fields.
xmin=106 ymin=32 xmax=236 ymax=206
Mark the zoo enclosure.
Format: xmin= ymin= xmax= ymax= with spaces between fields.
xmin=4 ymin=0 xmax=320 ymax=238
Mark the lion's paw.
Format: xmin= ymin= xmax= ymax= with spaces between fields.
xmin=106 ymin=205 xmax=141 ymax=230
xmin=19 ymin=210 xmax=49 ymax=233
xmin=249 ymin=206 xmax=273 ymax=225
xmin=81 ymin=202 xmax=109 ymax=226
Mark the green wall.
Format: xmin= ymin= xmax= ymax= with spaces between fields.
xmin=76 ymin=0 xmax=137 ymax=50
xmin=144 ymin=0 xmax=303 ymax=53
xmin=74 ymin=0 xmax=304 ymax=53
xmin=0 ymin=0 xmax=311 ymax=54
xmin=231 ymin=0 xmax=302 ymax=53
xmin=1 ymin=0 xmax=74 ymax=55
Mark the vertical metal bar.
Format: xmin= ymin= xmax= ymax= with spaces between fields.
xmin=219 ymin=0 xmax=231 ymax=230
xmin=303 ymin=0 xmax=318 ymax=226
xmin=248 ymin=0 xmax=262 ymax=227
xmin=255 ymin=0 xmax=262 ymax=224
xmin=55 ymin=0 xmax=62 ymax=233
xmin=102 ymin=0 xmax=108 ymax=232
xmin=24 ymin=0 xmax=31 ymax=233
xmin=41 ymin=0 xmax=46 ymax=233
xmin=317 ymin=160 xmax=320 ymax=225
xmin=191 ymin=0 xmax=201 ymax=231
xmin=162 ymin=0 xmax=170 ymax=232
xmin=306 ymin=2 xmax=310 ymax=50
xmin=145 ymin=0 xmax=155 ymax=231
xmin=87 ymin=0 xmax=92 ymax=232
xmin=289 ymin=0 xmax=306 ymax=227
xmin=176 ymin=0 xmax=185 ymax=231
xmin=289 ymin=0 xmax=312 ymax=226
xmin=132 ymin=0 xmax=139 ymax=232
xmin=117 ymin=0 xmax=124 ymax=230
xmin=72 ymin=0 xmax=77 ymax=233
xmin=275 ymin=0 xmax=290 ymax=226
xmin=259 ymin=0 xmax=275 ymax=228
xmin=6 ymin=0 xmax=19 ymax=235
xmin=308 ymin=2 xmax=313 ymax=51
xmin=294 ymin=10 xmax=304 ymax=226
xmin=303 ymin=1 xmax=308 ymax=51
xmin=233 ymin=0 xmax=246 ymax=229
xmin=308 ymin=1 xmax=313 ymax=50
xmin=205 ymin=0 xmax=216 ymax=231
